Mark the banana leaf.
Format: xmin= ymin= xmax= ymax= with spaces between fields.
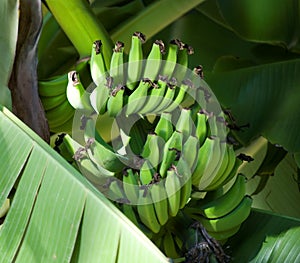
xmin=0 ymin=0 xmax=18 ymax=109
xmin=216 ymin=0 xmax=300 ymax=50
xmin=227 ymin=209 xmax=300 ymax=262
xmin=0 ymin=106 xmax=169 ymax=263
xmin=206 ymin=57 xmax=300 ymax=153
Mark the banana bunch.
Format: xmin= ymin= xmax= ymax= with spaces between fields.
xmin=47 ymin=32 xmax=254 ymax=261
xmin=87 ymin=33 xmax=199 ymax=117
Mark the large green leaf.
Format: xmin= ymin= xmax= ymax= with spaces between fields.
xmin=0 ymin=106 xmax=169 ymax=263
xmin=227 ymin=209 xmax=300 ymax=262
xmin=207 ymin=57 xmax=300 ymax=153
xmin=216 ymin=0 xmax=300 ymax=49
xmin=0 ymin=0 xmax=19 ymax=109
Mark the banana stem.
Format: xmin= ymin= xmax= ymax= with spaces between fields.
xmin=45 ymin=0 xmax=113 ymax=68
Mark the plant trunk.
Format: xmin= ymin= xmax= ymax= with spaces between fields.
xmin=8 ymin=0 xmax=50 ymax=143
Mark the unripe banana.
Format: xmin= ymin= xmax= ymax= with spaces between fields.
xmin=173 ymin=156 xmax=192 ymax=209
xmin=162 ymin=230 xmax=181 ymax=259
xmin=150 ymin=182 xmax=169 ymax=226
xmin=141 ymin=133 xmax=165 ymax=170
xmin=195 ymin=110 xmax=208 ymax=146
xmin=154 ymin=112 xmax=174 ymax=142
xmin=126 ymin=32 xmax=145 ymax=90
xmin=143 ymin=39 xmax=165 ymax=81
xmin=110 ymin=41 xmax=125 ymax=85
xmin=140 ymin=160 xmax=156 ymax=185
xmin=137 ymin=189 xmax=161 ymax=234
xmin=106 ymin=84 xmax=125 ymax=117
xmin=175 ymin=107 xmax=194 ymax=142
xmin=165 ymin=168 xmax=181 ymax=217
xmin=90 ymin=40 xmax=108 ymax=86
xmin=182 ymin=135 xmax=199 ymax=172
xmin=161 ymin=39 xmax=180 ymax=78
xmin=191 ymin=136 xmax=218 ymax=189
xmin=66 ymin=71 xmax=93 ymax=110
xmin=123 ymin=168 xmax=139 ymax=204
xmin=159 ymin=130 xmax=183 ymax=178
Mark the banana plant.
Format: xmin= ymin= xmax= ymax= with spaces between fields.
xmin=1 ymin=0 xmax=300 ymax=262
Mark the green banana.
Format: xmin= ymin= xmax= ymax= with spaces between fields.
xmin=126 ymin=78 xmax=152 ymax=115
xmin=195 ymin=110 xmax=208 ymax=146
xmin=198 ymin=195 xmax=253 ymax=233
xmin=191 ymin=136 xmax=218 ymax=189
xmin=38 ymin=73 xmax=68 ymax=97
xmin=123 ymin=168 xmax=139 ymax=204
xmin=150 ymin=182 xmax=169 ymax=226
xmin=66 ymin=71 xmax=93 ymax=110
xmin=126 ymin=32 xmax=145 ymax=90
xmin=175 ymin=107 xmax=194 ymax=142
xmin=182 ymin=135 xmax=199 ymax=172
xmin=198 ymin=137 xmax=224 ymax=191
xmin=174 ymin=156 xmax=192 ymax=209
xmin=141 ymin=133 xmax=165 ymax=170
xmin=163 ymin=230 xmax=181 ymax=259
xmin=106 ymin=84 xmax=125 ymax=117
xmin=161 ymin=39 xmax=180 ymax=78
xmin=40 ymin=93 xmax=67 ymax=111
xmin=140 ymin=160 xmax=155 ymax=185
xmin=159 ymin=130 xmax=183 ymax=178
xmin=154 ymin=112 xmax=174 ymax=142
xmin=143 ymin=39 xmax=165 ymax=81
xmin=110 ymin=41 xmax=125 ymax=86
xmin=173 ymin=43 xmax=193 ymax=83
xmin=165 ymin=168 xmax=181 ymax=217
xmin=90 ymin=40 xmax=108 ymax=86
xmin=137 ymin=189 xmax=161 ymax=234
